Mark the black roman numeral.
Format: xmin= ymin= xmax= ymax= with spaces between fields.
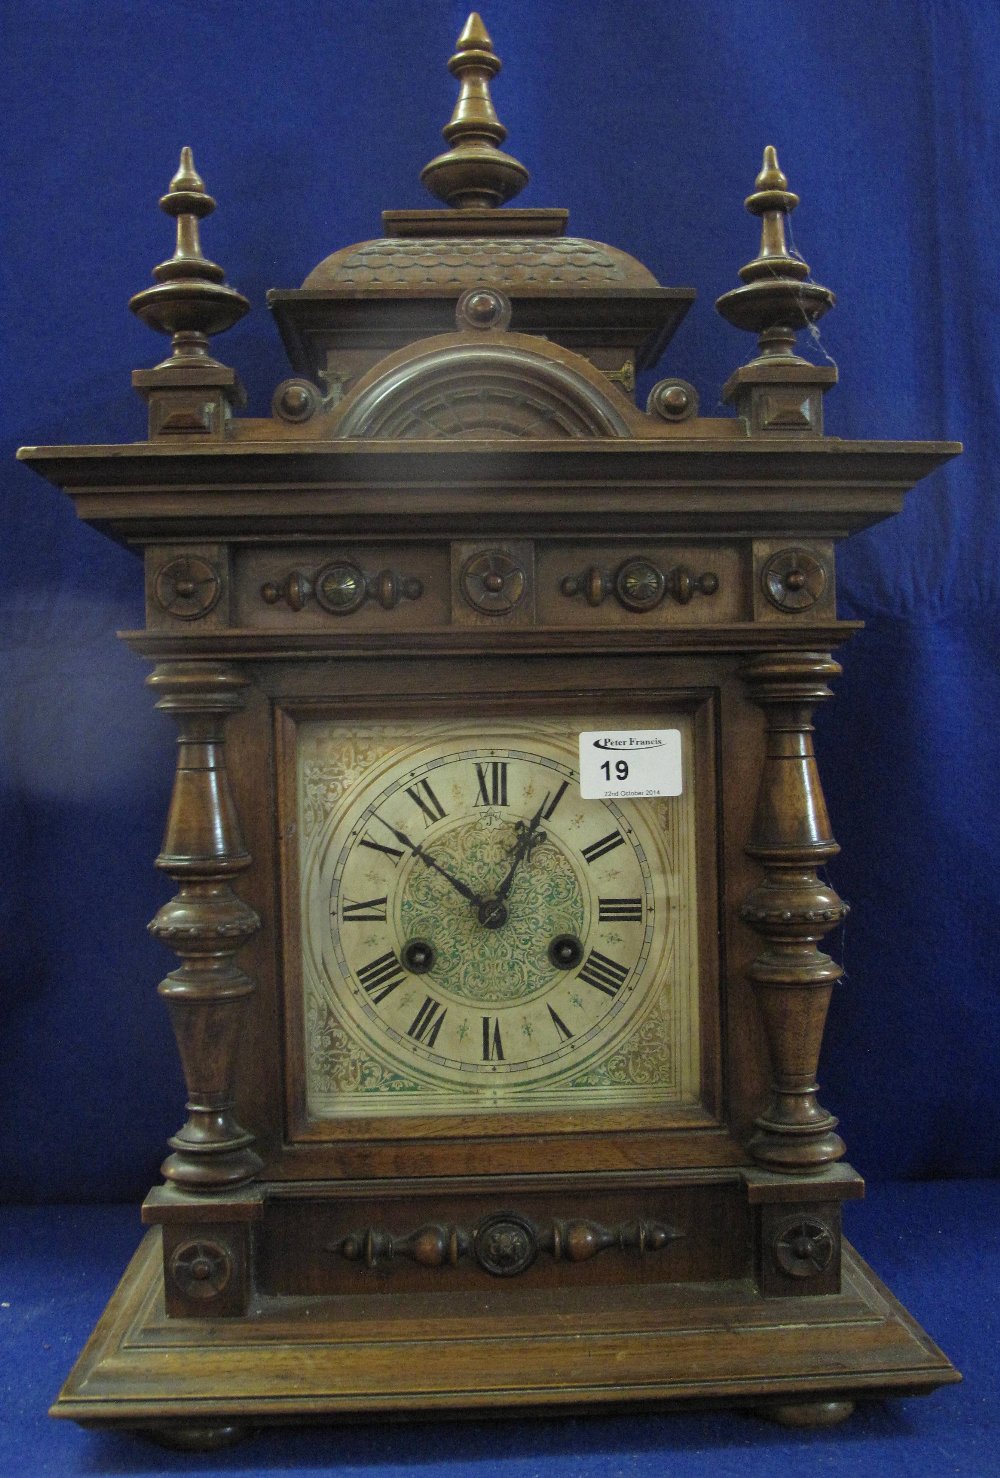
xmin=581 ymin=830 xmax=626 ymax=865
xmin=359 ymin=833 xmax=405 ymax=864
xmin=542 ymin=779 xmax=569 ymax=820
xmin=405 ymin=778 xmax=447 ymax=826
xmin=547 ymin=1003 xmax=574 ymax=1041
xmin=598 ymin=897 xmax=643 ymax=922
xmin=356 ymin=950 xmax=405 ymax=1003
xmin=407 ymin=996 xmax=447 ymax=1048
xmin=578 ymin=950 xmax=630 ymax=997
xmin=474 ymin=760 xmax=508 ymax=807
xmin=482 ymin=1016 xmax=504 ymax=1061
xmin=341 ymin=895 xmax=388 ymax=923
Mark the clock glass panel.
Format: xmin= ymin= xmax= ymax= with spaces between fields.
xmin=296 ymin=714 xmax=699 ymax=1118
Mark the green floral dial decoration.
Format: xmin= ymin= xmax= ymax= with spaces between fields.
xmin=398 ymin=814 xmax=585 ymax=1006
xmin=298 ymin=716 xmax=700 ymax=1118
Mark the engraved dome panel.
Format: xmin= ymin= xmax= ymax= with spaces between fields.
xmin=333 ymin=342 xmax=633 ymax=440
xmin=303 ymin=236 xmax=659 ymax=291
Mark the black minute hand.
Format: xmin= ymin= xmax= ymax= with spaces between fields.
xmin=377 ymin=817 xmax=483 ymax=907
xmin=493 ymin=793 xmax=550 ymax=905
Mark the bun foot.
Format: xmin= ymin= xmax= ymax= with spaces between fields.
xmin=759 ymin=1398 xmax=856 ymax=1427
xmin=137 ymin=1421 xmax=253 ymax=1450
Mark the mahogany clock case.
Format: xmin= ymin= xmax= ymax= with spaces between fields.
xmin=3 ymin=0 xmax=992 ymax=1448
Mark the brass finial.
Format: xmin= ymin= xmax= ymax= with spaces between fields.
xmin=130 ymin=147 xmax=249 ymax=367
xmin=420 ymin=13 xmax=529 ymax=210
xmin=716 ymin=146 xmax=834 ymax=362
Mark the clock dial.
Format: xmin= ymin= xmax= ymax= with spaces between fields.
xmin=297 ymin=715 xmax=700 ymax=1119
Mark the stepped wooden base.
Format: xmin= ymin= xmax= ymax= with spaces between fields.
xmin=53 ymin=1228 xmax=957 ymax=1442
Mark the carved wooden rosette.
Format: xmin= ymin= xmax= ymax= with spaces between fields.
xmin=147 ymin=663 xmax=262 ymax=1190
xmin=740 ymin=652 xmax=848 ymax=1172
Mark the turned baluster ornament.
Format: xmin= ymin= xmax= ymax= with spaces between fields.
xmin=740 ymin=651 xmax=848 ymax=1172
xmin=147 ymin=663 xmax=262 ymax=1190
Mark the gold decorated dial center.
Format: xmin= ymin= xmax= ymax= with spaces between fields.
xmin=395 ymin=810 xmax=585 ymax=1008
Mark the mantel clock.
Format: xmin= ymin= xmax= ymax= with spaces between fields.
xmin=19 ymin=14 xmax=960 ymax=1447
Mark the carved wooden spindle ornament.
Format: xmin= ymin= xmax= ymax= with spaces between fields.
xmin=420 ymin=12 xmax=529 ymax=209
xmin=716 ymin=146 xmax=834 ymax=362
xmin=740 ymin=652 xmax=849 ymax=1171
xmin=129 ymin=149 xmax=248 ymax=437
xmin=716 ymin=148 xmax=838 ymax=435
xmin=130 ymin=148 xmax=249 ymax=366
xmin=331 ymin=1216 xmax=680 ymax=1274
xmin=147 ymin=664 xmax=262 ymax=1190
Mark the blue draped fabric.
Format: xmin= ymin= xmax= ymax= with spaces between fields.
xmin=2 ymin=0 xmax=998 ymax=1200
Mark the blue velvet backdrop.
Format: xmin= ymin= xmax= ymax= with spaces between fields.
xmin=3 ymin=0 xmax=998 ymax=1201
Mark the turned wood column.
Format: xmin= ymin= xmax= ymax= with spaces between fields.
xmin=147 ymin=663 xmax=262 ymax=1190
xmin=740 ymin=651 xmax=848 ymax=1172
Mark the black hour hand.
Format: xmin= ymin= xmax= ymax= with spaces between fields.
xmin=494 ymin=794 xmax=549 ymax=904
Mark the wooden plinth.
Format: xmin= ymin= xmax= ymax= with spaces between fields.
xmin=53 ymin=1229 xmax=957 ymax=1438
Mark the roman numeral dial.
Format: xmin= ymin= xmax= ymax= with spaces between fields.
xmin=578 ymin=949 xmax=631 ymax=997
xmin=341 ymin=895 xmax=388 ymax=923
xmin=311 ymin=723 xmax=676 ymax=1106
xmin=474 ymin=760 xmax=508 ymax=807
xmin=581 ymin=830 xmax=626 ymax=865
xmin=356 ymin=950 xmax=406 ymax=1003
xmin=408 ymin=996 xmax=447 ymax=1048
xmin=405 ymin=778 xmax=447 ymax=826
xmin=598 ymin=897 xmax=643 ymax=922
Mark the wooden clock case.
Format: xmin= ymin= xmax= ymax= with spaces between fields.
xmin=19 ymin=15 xmax=960 ymax=1447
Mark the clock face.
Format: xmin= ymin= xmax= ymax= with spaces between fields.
xmin=296 ymin=714 xmax=700 ymax=1121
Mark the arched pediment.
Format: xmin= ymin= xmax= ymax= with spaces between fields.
xmin=331 ymin=336 xmax=634 ymax=440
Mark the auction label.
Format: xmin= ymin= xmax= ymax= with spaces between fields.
xmin=578 ymin=729 xmax=682 ymax=799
